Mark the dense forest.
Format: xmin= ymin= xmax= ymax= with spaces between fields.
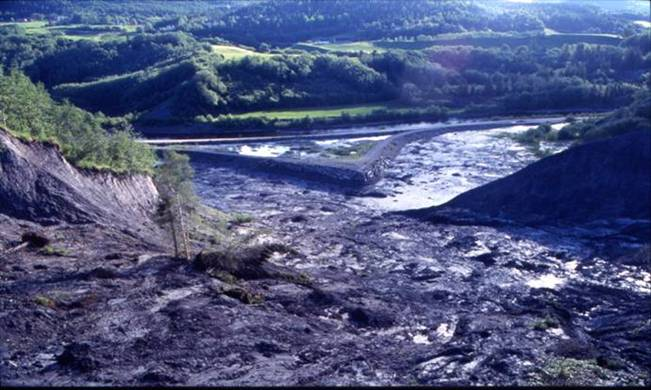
xmin=2 ymin=0 xmax=646 ymax=44
xmin=0 ymin=0 xmax=649 ymax=134
xmin=0 ymin=68 xmax=155 ymax=173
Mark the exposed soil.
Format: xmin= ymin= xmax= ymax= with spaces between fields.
xmin=412 ymin=131 xmax=651 ymax=230
xmin=1 ymin=125 xmax=649 ymax=386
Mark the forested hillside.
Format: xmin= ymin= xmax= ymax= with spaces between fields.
xmin=1 ymin=3 xmax=651 ymax=387
xmin=0 ymin=0 xmax=649 ymax=133
xmin=0 ymin=69 xmax=154 ymax=173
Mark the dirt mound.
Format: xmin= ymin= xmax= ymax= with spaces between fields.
xmin=0 ymin=129 xmax=159 ymax=232
xmin=405 ymin=131 xmax=651 ymax=228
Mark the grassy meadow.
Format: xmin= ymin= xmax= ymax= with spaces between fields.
xmin=0 ymin=20 xmax=135 ymax=42
xmin=296 ymin=31 xmax=624 ymax=53
xmin=211 ymin=44 xmax=274 ymax=60
xmin=228 ymin=103 xmax=408 ymax=120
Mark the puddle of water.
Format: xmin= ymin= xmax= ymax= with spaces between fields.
xmin=412 ymin=333 xmax=432 ymax=345
xmin=546 ymin=327 xmax=570 ymax=339
xmin=551 ymin=122 xmax=569 ymax=131
xmin=150 ymin=286 xmax=203 ymax=313
xmin=496 ymin=124 xmax=540 ymax=134
xmin=239 ymin=144 xmax=291 ymax=157
xmin=435 ymin=321 xmax=456 ymax=343
xmin=526 ymin=274 xmax=565 ymax=289
xmin=465 ymin=241 xmax=491 ymax=257
xmin=383 ymin=231 xmax=410 ymax=241
xmin=315 ymin=135 xmax=390 ymax=146
xmin=190 ymin=134 xmax=390 ymax=160
xmin=619 ymin=269 xmax=651 ymax=294
xmin=564 ymin=260 xmax=579 ymax=272
xmin=449 ymin=264 xmax=473 ymax=278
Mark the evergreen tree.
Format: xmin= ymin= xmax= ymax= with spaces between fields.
xmin=154 ymin=150 xmax=197 ymax=260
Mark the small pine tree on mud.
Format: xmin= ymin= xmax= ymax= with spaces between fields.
xmin=154 ymin=150 xmax=197 ymax=260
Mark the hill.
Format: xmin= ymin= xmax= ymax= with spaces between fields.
xmin=1 ymin=1 xmax=649 ymax=133
xmin=405 ymin=130 xmax=651 ymax=230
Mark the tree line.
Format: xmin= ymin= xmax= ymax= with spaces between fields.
xmin=0 ymin=68 xmax=155 ymax=174
xmin=42 ymin=35 xmax=649 ymax=125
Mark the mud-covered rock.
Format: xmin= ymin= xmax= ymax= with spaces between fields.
xmin=193 ymin=243 xmax=300 ymax=282
xmin=222 ymin=286 xmax=264 ymax=304
xmin=139 ymin=369 xmax=183 ymax=384
xmin=346 ymin=306 xmax=394 ymax=328
xmin=56 ymin=343 xmax=98 ymax=372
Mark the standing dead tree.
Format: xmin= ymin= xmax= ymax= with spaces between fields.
xmin=154 ymin=150 xmax=197 ymax=261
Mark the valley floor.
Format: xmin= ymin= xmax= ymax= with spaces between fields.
xmin=1 ymin=125 xmax=649 ymax=386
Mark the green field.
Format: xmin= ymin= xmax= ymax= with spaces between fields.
xmin=228 ymin=103 xmax=404 ymax=120
xmin=297 ymin=30 xmax=624 ymax=53
xmin=375 ymin=31 xmax=623 ymax=50
xmin=0 ymin=20 xmax=49 ymax=34
xmin=210 ymin=44 xmax=302 ymax=60
xmin=211 ymin=44 xmax=274 ymax=60
xmin=0 ymin=21 xmax=135 ymax=42
xmin=294 ymin=41 xmax=385 ymax=53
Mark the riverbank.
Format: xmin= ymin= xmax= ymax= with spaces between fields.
xmin=168 ymin=117 xmax=568 ymax=188
xmin=136 ymin=109 xmax=609 ymax=141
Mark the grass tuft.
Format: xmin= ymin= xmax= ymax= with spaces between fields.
xmin=39 ymin=245 xmax=69 ymax=257
xmin=34 ymin=295 xmax=56 ymax=308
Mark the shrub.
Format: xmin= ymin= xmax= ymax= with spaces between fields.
xmin=531 ymin=358 xmax=608 ymax=386
xmin=532 ymin=316 xmax=560 ymax=331
xmin=231 ymin=213 xmax=253 ymax=225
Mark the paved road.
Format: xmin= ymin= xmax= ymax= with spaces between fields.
xmin=140 ymin=116 xmax=568 ymax=146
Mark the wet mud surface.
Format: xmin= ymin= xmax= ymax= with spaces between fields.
xmin=1 ymin=127 xmax=649 ymax=386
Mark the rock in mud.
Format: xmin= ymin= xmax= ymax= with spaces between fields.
xmin=222 ymin=286 xmax=264 ymax=304
xmin=20 ymin=231 xmax=51 ymax=248
xmin=255 ymin=341 xmax=288 ymax=357
xmin=86 ymin=267 xmax=119 ymax=279
xmin=307 ymin=288 xmax=340 ymax=306
xmin=139 ymin=369 xmax=183 ymax=384
xmin=290 ymin=214 xmax=308 ymax=223
xmin=351 ymin=188 xmax=389 ymax=198
xmin=346 ymin=306 xmax=394 ymax=328
xmin=550 ymin=339 xmax=598 ymax=360
xmin=56 ymin=343 xmax=98 ymax=372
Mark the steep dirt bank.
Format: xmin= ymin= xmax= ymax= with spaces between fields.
xmin=0 ymin=129 xmax=160 ymax=237
xmin=404 ymin=131 xmax=651 ymax=233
